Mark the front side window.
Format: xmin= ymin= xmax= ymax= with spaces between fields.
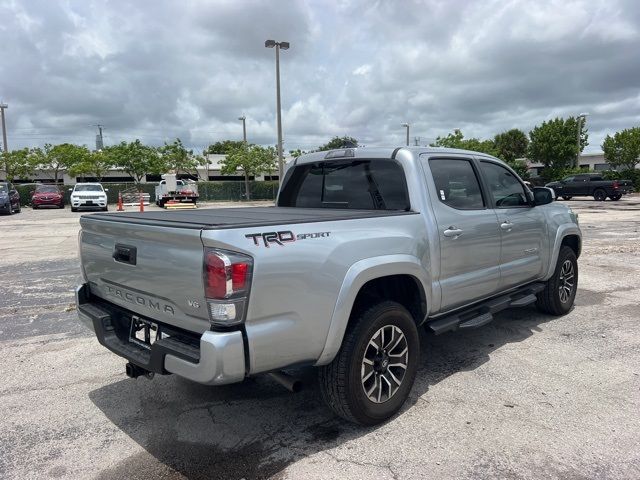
xmin=480 ymin=161 xmax=529 ymax=207
xmin=428 ymin=158 xmax=485 ymax=210
xmin=278 ymin=159 xmax=409 ymax=210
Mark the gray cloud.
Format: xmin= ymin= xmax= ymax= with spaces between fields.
xmin=1 ymin=0 xmax=639 ymax=153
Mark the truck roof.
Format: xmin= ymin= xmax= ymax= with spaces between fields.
xmin=294 ymin=146 xmax=500 ymax=165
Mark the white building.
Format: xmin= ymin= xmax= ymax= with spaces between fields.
xmin=3 ymin=153 xmax=292 ymax=185
xmin=527 ymin=152 xmax=634 ymax=177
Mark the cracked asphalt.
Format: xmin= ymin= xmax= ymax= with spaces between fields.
xmin=1 ymin=197 xmax=639 ymax=479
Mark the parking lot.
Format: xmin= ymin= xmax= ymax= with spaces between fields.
xmin=1 ymin=198 xmax=639 ymax=479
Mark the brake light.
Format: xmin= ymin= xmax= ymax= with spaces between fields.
xmin=203 ymin=248 xmax=253 ymax=327
xmin=613 ymin=181 xmax=619 ymax=190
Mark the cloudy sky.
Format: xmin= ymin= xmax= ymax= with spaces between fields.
xmin=1 ymin=0 xmax=639 ymax=154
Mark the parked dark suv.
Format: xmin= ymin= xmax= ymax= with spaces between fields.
xmin=32 ymin=184 xmax=65 ymax=209
xmin=0 ymin=182 xmax=21 ymax=214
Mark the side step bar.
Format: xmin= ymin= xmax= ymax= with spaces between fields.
xmin=428 ymin=283 xmax=545 ymax=335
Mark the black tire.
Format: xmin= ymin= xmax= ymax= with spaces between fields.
xmin=536 ymin=246 xmax=578 ymax=316
xmin=562 ymin=196 xmax=572 ymax=201
xmin=318 ymin=301 xmax=420 ymax=425
xmin=102 ymin=206 xmax=108 ymax=211
xmin=593 ymin=189 xmax=607 ymax=201
xmin=16 ymin=202 xmax=21 ymax=213
xmin=71 ymin=207 xmax=78 ymax=212
xmin=609 ymin=194 xmax=621 ymax=201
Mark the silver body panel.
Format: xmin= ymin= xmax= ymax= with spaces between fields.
xmin=78 ymin=146 xmax=581 ymax=382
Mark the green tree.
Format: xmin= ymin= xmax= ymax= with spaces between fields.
xmin=528 ymin=117 xmax=588 ymax=179
xmin=317 ymin=136 xmax=359 ymax=151
xmin=494 ymin=129 xmax=529 ymax=163
xmin=602 ymin=127 xmax=640 ymax=171
xmin=430 ymin=129 xmax=498 ymax=156
xmin=105 ymin=140 xmax=164 ymax=184
xmin=289 ymin=149 xmax=305 ymax=158
xmin=32 ymin=143 xmax=91 ymax=183
xmin=1 ymin=148 xmax=39 ymax=182
xmin=220 ymin=144 xmax=277 ymax=200
xmin=206 ymin=140 xmax=245 ymax=155
xmin=159 ymin=138 xmax=197 ymax=176
xmin=68 ymin=149 xmax=114 ymax=181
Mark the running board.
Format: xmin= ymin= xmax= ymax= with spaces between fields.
xmin=429 ymin=283 xmax=545 ymax=335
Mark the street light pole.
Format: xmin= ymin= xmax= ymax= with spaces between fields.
xmin=238 ymin=116 xmax=247 ymax=143
xmin=401 ymin=123 xmax=410 ymax=146
xmin=575 ymin=113 xmax=589 ymax=168
xmin=265 ymin=39 xmax=289 ymax=182
xmin=0 ymin=103 xmax=8 ymax=153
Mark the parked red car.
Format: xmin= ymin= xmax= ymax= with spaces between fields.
xmin=32 ymin=184 xmax=65 ymax=209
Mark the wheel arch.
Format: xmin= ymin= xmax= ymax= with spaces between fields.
xmin=315 ymin=255 xmax=430 ymax=366
xmin=543 ymin=226 xmax=582 ymax=280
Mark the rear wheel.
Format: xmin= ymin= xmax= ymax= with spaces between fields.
xmin=71 ymin=207 xmax=78 ymax=212
xmin=16 ymin=202 xmax=21 ymax=213
xmin=562 ymin=196 xmax=572 ymax=200
xmin=609 ymin=194 xmax=622 ymax=201
xmin=536 ymin=246 xmax=578 ymax=316
xmin=318 ymin=301 xmax=419 ymax=425
xmin=593 ymin=189 xmax=607 ymax=201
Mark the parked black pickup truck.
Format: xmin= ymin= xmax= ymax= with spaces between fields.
xmin=546 ymin=173 xmax=633 ymax=201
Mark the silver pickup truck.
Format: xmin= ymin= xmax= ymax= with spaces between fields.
xmin=76 ymin=146 xmax=581 ymax=425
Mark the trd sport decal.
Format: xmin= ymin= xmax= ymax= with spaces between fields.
xmin=245 ymin=230 xmax=331 ymax=247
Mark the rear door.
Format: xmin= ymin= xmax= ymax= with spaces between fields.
xmin=572 ymin=174 xmax=591 ymax=195
xmin=422 ymin=157 xmax=501 ymax=311
xmin=477 ymin=160 xmax=546 ymax=289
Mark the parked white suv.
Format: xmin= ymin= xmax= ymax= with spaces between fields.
xmin=70 ymin=183 xmax=108 ymax=212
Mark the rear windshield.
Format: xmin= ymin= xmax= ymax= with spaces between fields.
xmin=278 ymin=159 xmax=409 ymax=210
xmin=74 ymin=185 xmax=103 ymax=192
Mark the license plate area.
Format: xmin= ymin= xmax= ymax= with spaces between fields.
xmin=129 ymin=316 xmax=161 ymax=349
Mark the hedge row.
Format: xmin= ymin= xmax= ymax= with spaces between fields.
xmin=15 ymin=181 xmax=279 ymax=206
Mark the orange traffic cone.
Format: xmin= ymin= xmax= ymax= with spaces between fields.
xmin=139 ymin=192 xmax=144 ymax=212
xmin=117 ymin=192 xmax=124 ymax=211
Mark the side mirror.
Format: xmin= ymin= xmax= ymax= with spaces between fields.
xmin=533 ymin=187 xmax=555 ymax=205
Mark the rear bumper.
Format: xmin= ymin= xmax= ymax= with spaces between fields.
xmin=75 ymin=284 xmax=245 ymax=385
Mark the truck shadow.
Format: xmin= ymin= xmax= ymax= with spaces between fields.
xmin=89 ymin=306 xmax=554 ymax=480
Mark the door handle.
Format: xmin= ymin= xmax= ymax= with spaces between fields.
xmin=500 ymin=221 xmax=513 ymax=231
xmin=443 ymin=227 xmax=463 ymax=238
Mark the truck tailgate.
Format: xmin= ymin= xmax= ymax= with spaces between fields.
xmin=79 ymin=215 xmax=209 ymax=334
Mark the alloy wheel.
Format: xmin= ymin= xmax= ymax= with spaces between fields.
xmin=558 ymin=260 xmax=575 ymax=303
xmin=361 ymin=325 xmax=409 ymax=404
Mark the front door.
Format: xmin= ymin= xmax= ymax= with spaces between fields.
xmin=423 ymin=157 xmax=501 ymax=311
xmin=478 ymin=160 xmax=546 ymax=289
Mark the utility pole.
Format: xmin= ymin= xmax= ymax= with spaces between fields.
xmin=93 ymin=124 xmax=104 ymax=150
xmin=265 ymin=40 xmax=290 ymax=182
xmin=0 ymin=102 xmax=8 ymax=153
xmin=401 ymin=123 xmax=410 ymax=146
xmin=575 ymin=113 xmax=589 ymax=168
xmin=238 ymin=116 xmax=247 ymax=143
xmin=414 ymin=136 xmax=420 ymax=146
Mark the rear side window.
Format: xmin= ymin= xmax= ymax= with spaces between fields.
xmin=277 ymin=160 xmax=409 ymax=210
xmin=428 ymin=158 xmax=485 ymax=210
xmin=480 ymin=161 xmax=529 ymax=207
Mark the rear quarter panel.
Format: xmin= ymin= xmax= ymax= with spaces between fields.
xmin=201 ymin=213 xmax=429 ymax=374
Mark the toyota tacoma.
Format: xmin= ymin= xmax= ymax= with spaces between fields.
xmin=76 ymin=147 xmax=582 ymax=425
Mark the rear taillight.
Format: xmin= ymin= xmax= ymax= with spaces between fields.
xmin=613 ymin=181 xmax=619 ymax=190
xmin=203 ymin=248 xmax=253 ymax=327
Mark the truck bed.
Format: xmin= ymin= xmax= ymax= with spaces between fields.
xmin=85 ymin=207 xmax=417 ymax=230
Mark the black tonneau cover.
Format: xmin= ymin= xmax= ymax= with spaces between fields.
xmin=85 ymin=207 xmax=417 ymax=230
